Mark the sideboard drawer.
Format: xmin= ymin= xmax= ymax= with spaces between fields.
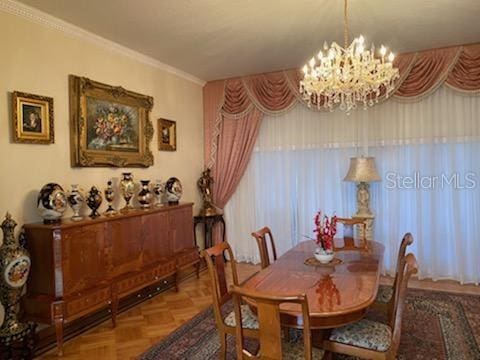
xmin=176 ymin=248 xmax=200 ymax=268
xmin=66 ymin=287 xmax=111 ymax=319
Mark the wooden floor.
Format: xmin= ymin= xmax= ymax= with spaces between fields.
xmin=38 ymin=262 xmax=479 ymax=359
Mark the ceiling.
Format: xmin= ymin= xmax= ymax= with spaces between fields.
xmin=17 ymin=0 xmax=480 ymax=82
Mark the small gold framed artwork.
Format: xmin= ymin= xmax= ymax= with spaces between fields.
xmin=12 ymin=91 xmax=54 ymax=144
xmin=158 ymin=118 xmax=176 ymax=151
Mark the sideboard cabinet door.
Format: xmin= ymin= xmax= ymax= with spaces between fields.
xmin=142 ymin=212 xmax=172 ymax=265
xmin=106 ymin=217 xmax=143 ymax=278
xmin=62 ymin=224 xmax=107 ymax=296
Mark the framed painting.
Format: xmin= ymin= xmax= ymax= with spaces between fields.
xmin=69 ymin=75 xmax=154 ymax=167
xmin=12 ymin=91 xmax=54 ymax=144
xmin=158 ymin=118 xmax=177 ymax=151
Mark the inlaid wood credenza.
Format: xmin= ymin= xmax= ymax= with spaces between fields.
xmin=23 ymin=203 xmax=199 ymax=356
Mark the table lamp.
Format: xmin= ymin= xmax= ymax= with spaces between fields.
xmin=343 ymin=156 xmax=381 ymax=217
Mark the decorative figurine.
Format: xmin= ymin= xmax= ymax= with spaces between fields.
xmin=197 ymin=168 xmax=220 ymax=216
xmin=37 ymin=183 xmax=67 ymax=224
xmin=0 ymin=213 xmax=31 ymax=340
xmin=86 ymin=186 xmax=102 ymax=218
xmin=138 ymin=180 xmax=153 ymax=209
xmin=120 ymin=172 xmax=135 ymax=212
xmin=67 ymin=184 xmax=84 ymax=221
xmin=153 ymin=180 xmax=164 ymax=207
xmin=165 ymin=177 xmax=183 ymax=205
xmin=104 ymin=181 xmax=116 ymax=216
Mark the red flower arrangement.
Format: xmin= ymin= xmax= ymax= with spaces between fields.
xmin=314 ymin=211 xmax=338 ymax=252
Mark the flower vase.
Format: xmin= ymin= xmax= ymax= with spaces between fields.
xmin=120 ymin=172 xmax=135 ymax=212
xmin=104 ymin=180 xmax=116 ymax=216
xmin=314 ymin=247 xmax=334 ymax=264
xmin=153 ymin=180 xmax=164 ymax=207
xmin=86 ymin=186 xmax=102 ymax=219
xmin=138 ymin=180 xmax=153 ymax=209
xmin=67 ymin=184 xmax=84 ymax=221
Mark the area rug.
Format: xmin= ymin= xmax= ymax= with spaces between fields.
xmin=139 ymin=286 xmax=480 ymax=360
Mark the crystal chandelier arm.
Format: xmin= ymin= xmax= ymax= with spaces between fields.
xmin=344 ymin=0 xmax=349 ymax=48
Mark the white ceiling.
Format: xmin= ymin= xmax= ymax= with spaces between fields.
xmin=16 ymin=0 xmax=480 ymax=81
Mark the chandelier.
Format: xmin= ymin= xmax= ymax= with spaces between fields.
xmin=299 ymin=0 xmax=399 ymax=113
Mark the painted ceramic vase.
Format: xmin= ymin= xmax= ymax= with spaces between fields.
xmin=86 ymin=186 xmax=102 ymax=218
xmin=120 ymin=172 xmax=135 ymax=211
xmin=314 ymin=247 xmax=335 ymax=264
xmin=0 ymin=213 xmax=31 ymax=337
xmin=67 ymin=184 xmax=84 ymax=221
xmin=37 ymin=183 xmax=67 ymax=224
xmin=153 ymin=180 xmax=164 ymax=207
xmin=138 ymin=180 xmax=153 ymax=209
xmin=165 ymin=177 xmax=183 ymax=205
xmin=104 ymin=180 xmax=116 ymax=216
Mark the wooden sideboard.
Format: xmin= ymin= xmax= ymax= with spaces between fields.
xmin=23 ymin=203 xmax=199 ymax=356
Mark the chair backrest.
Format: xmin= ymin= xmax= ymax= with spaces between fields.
xmin=334 ymin=217 xmax=368 ymax=250
xmin=388 ymin=252 xmax=418 ymax=357
xmin=391 ymin=233 xmax=414 ymax=298
xmin=230 ymin=285 xmax=312 ymax=360
xmin=201 ymin=242 xmax=239 ymax=329
xmin=251 ymin=227 xmax=278 ymax=269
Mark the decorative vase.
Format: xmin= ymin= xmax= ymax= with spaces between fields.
xmin=314 ymin=247 xmax=335 ymax=264
xmin=138 ymin=180 xmax=153 ymax=209
xmin=165 ymin=177 xmax=183 ymax=205
xmin=0 ymin=213 xmax=31 ymax=338
xmin=67 ymin=184 xmax=84 ymax=221
xmin=153 ymin=180 xmax=164 ymax=207
xmin=86 ymin=186 xmax=102 ymax=218
xmin=37 ymin=183 xmax=68 ymax=224
xmin=120 ymin=172 xmax=135 ymax=212
xmin=104 ymin=180 xmax=117 ymax=216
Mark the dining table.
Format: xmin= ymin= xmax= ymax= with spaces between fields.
xmin=241 ymin=239 xmax=385 ymax=330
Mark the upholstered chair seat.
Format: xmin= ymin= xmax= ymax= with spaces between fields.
xmin=224 ymin=304 xmax=259 ymax=330
xmin=375 ymin=285 xmax=394 ymax=304
xmin=329 ymin=318 xmax=392 ymax=352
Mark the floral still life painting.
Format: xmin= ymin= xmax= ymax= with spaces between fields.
xmin=69 ymin=75 xmax=154 ymax=167
xmin=86 ymin=98 xmax=139 ymax=152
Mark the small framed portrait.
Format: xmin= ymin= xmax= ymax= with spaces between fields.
xmin=158 ymin=118 xmax=176 ymax=151
xmin=12 ymin=91 xmax=54 ymax=144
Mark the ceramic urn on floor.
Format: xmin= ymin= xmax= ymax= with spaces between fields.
xmin=0 ymin=213 xmax=31 ymax=339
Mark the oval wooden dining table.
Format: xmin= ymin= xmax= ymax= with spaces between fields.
xmin=241 ymin=239 xmax=385 ymax=330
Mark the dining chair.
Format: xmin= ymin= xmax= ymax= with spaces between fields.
xmin=322 ymin=253 xmax=418 ymax=360
xmin=251 ymin=226 xmax=278 ymax=269
xmin=374 ymin=233 xmax=414 ymax=312
xmin=230 ymin=285 xmax=325 ymax=360
xmin=334 ymin=217 xmax=368 ymax=251
xmin=200 ymin=242 xmax=259 ymax=359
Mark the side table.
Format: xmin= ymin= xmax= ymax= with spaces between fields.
xmin=193 ymin=214 xmax=226 ymax=250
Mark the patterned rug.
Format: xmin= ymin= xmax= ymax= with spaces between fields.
xmin=139 ymin=286 xmax=480 ymax=360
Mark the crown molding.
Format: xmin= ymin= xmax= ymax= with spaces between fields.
xmin=0 ymin=0 xmax=206 ymax=86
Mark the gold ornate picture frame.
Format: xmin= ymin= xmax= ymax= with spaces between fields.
xmin=158 ymin=118 xmax=177 ymax=151
xmin=69 ymin=75 xmax=154 ymax=167
xmin=12 ymin=91 xmax=54 ymax=144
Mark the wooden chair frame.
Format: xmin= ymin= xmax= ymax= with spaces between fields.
xmin=230 ymin=285 xmax=313 ymax=360
xmin=323 ymin=253 xmax=419 ymax=360
xmin=334 ymin=217 xmax=368 ymax=251
xmin=374 ymin=233 xmax=414 ymax=316
xmin=201 ymin=242 xmax=259 ymax=359
xmin=251 ymin=226 xmax=278 ymax=269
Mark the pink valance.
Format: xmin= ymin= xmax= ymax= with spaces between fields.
xmin=216 ymin=43 xmax=480 ymax=117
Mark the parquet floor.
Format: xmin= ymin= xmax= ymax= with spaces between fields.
xmin=38 ymin=262 xmax=480 ymax=359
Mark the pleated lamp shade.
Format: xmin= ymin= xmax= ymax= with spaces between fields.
xmin=344 ymin=157 xmax=381 ymax=182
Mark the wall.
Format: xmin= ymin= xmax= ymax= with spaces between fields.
xmin=0 ymin=10 xmax=204 ymax=237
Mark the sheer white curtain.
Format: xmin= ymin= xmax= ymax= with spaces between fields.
xmin=225 ymin=86 xmax=480 ymax=284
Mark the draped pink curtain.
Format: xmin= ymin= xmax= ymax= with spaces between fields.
xmin=203 ymin=43 xmax=480 ymax=243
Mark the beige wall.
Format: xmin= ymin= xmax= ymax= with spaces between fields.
xmin=0 ymin=11 xmax=204 ymax=233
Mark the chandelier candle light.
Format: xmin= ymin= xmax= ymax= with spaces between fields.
xmin=300 ymin=0 xmax=399 ymax=113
